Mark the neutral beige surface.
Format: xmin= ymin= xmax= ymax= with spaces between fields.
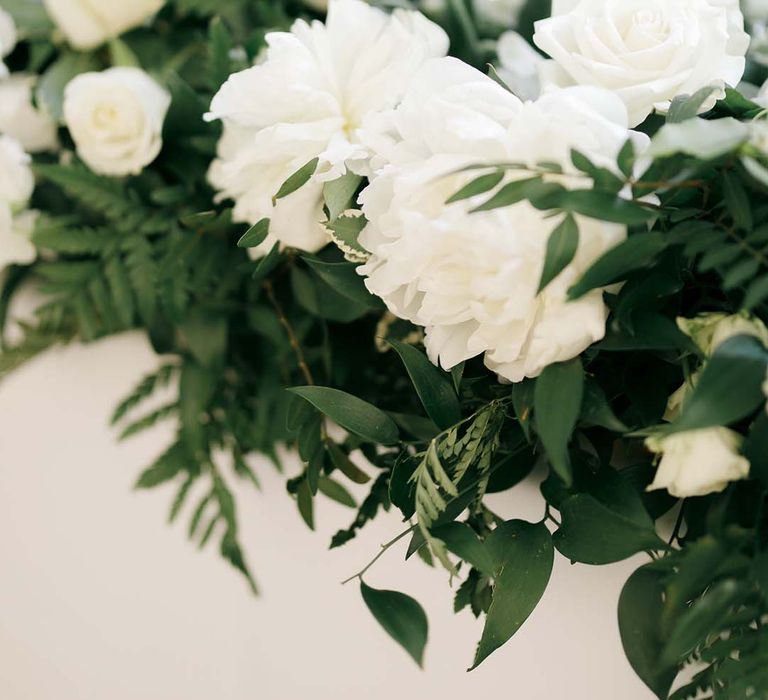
xmin=0 ymin=331 xmax=652 ymax=700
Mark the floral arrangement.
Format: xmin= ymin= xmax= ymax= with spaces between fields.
xmin=3 ymin=0 xmax=768 ymax=696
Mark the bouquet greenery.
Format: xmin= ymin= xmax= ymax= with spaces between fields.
xmin=2 ymin=0 xmax=768 ymax=696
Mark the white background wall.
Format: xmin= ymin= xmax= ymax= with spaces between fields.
xmin=0 ymin=331 xmax=652 ymax=700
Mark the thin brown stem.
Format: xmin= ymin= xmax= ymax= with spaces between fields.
xmin=340 ymin=525 xmax=416 ymax=585
xmin=263 ymin=278 xmax=315 ymax=386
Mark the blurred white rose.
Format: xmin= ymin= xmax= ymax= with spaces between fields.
xmin=533 ymin=0 xmax=750 ymax=127
xmin=495 ymin=31 xmax=543 ymax=101
xmin=357 ymin=58 xmax=643 ymax=382
xmin=0 ymin=135 xmax=36 ymax=271
xmin=63 ymin=67 xmax=170 ymax=177
xmin=43 ymin=0 xmax=165 ymax=50
xmin=205 ymin=0 xmax=448 ymax=258
xmin=474 ymin=0 xmax=525 ymax=27
xmin=0 ymin=7 xmax=17 ymax=78
xmin=678 ymin=312 xmax=768 ymax=356
xmin=646 ymin=427 xmax=750 ymax=497
xmin=0 ymin=75 xmax=58 ymax=153
xmin=0 ymin=134 xmax=34 ymax=206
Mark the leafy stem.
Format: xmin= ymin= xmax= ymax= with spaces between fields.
xmin=340 ymin=525 xmax=416 ymax=585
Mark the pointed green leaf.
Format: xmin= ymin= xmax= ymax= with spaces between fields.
xmin=470 ymin=520 xmax=553 ymax=669
xmin=361 ymin=582 xmax=428 ymax=667
xmin=289 ymin=386 xmax=399 ymax=444
xmin=388 ymin=340 xmax=461 ymax=430
xmin=237 ymin=219 xmax=270 ymax=249
xmin=447 ymin=171 xmax=504 ymax=204
xmin=274 ymin=158 xmax=319 ymax=201
xmin=538 ymin=214 xmax=579 ymax=293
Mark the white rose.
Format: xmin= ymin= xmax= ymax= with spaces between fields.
xmin=0 ymin=134 xmax=34 ymax=207
xmin=0 ymin=75 xmax=58 ymax=153
xmin=646 ymin=427 xmax=750 ymax=497
xmin=205 ymin=0 xmax=448 ymax=257
xmin=63 ymin=67 xmax=170 ymax=177
xmin=677 ymin=312 xmax=768 ymax=356
xmin=473 ymin=0 xmax=526 ymax=28
xmin=533 ymin=0 xmax=750 ymax=127
xmin=0 ymin=7 xmax=17 ymax=78
xmin=495 ymin=31 xmax=543 ymax=101
xmin=357 ymin=58 xmax=644 ymax=382
xmin=0 ymin=135 xmax=36 ymax=272
xmin=0 ymin=207 xmax=36 ymax=271
xmin=42 ymin=0 xmax=165 ymax=50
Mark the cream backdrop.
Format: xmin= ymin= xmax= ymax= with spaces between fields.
xmin=0 ymin=329 xmax=652 ymax=699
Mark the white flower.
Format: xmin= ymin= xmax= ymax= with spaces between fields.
xmin=533 ymin=0 xmax=750 ymax=127
xmin=0 ymin=134 xmax=34 ymax=207
xmin=495 ymin=31 xmax=543 ymax=101
xmin=473 ymin=0 xmax=526 ymax=28
xmin=0 ymin=7 xmax=17 ymax=78
xmin=646 ymin=427 xmax=750 ymax=497
xmin=42 ymin=0 xmax=165 ymax=50
xmin=63 ymin=67 xmax=170 ymax=177
xmin=0 ymin=135 xmax=36 ymax=272
xmin=357 ymin=58 xmax=642 ymax=382
xmin=677 ymin=312 xmax=768 ymax=356
xmin=205 ymin=0 xmax=448 ymax=257
xmin=0 ymin=75 xmax=58 ymax=153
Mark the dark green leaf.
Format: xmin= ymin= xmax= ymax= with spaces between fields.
xmin=619 ymin=567 xmax=679 ymax=699
xmin=388 ymin=340 xmax=461 ymax=430
xmin=289 ymin=386 xmax=399 ymax=444
xmin=470 ymin=520 xmax=554 ymax=669
xmin=303 ymin=258 xmax=382 ymax=310
xmin=538 ymin=214 xmax=579 ymax=293
xmin=432 ymin=522 xmax=495 ymax=578
xmin=237 ymin=219 xmax=270 ymax=249
xmin=561 ymin=191 xmax=656 ymax=225
xmin=534 ymin=359 xmax=584 ymax=487
xmin=318 ymin=476 xmax=356 ymax=508
xmin=274 ymin=158 xmax=319 ymax=201
xmin=447 ymin=171 xmax=504 ymax=204
xmin=360 ymin=581 xmax=428 ymax=667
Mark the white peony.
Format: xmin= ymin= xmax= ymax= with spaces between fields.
xmin=0 ymin=75 xmax=58 ymax=153
xmin=63 ymin=67 xmax=170 ymax=177
xmin=0 ymin=7 xmax=17 ymax=78
xmin=42 ymin=0 xmax=165 ymax=50
xmin=495 ymin=31 xmax=543 ymax=101
xmin=646 ymin=427 xmax=750 ymax=497
xmin=357 ymin=58 xmax=643 ymax=382
xmin=0 ymin=135 xmax=36 ymax=271
xmin=205 ymin=0 xmax=448 ymax=258
xmin=533 ymin=0 xmax=750 ymax=127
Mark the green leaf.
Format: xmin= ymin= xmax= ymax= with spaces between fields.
xmin=318 ymin=476 xmax=356 ymax=508
xmin=722 ymin=172 xmax=753 ymax=231
xmin=179 ymin=361 xmax=216 ymax=458
xmin=561 ymin=191 xmax=655 ymax=225
xmin=208 ymin=16 xmax=233 ymax=90
xmin=471 ymin=176 xmax=545 ymax=212
xmin=661 ymin=579 xmax=744 ymax=666
xmin=289 ymin=386 xmax=399 ymax=444
xmin=670 ymin=335 xmax=768 ymax=433
xmin=447 ymin=171 xmax=504 ymax=204
xmin=534 ymin=359 xmax=584 ymax=487
xmin=108 ymin=38 xmax=140 ymax=67
xmin=325 ymin=212 xmax=368 ymax=260
xmin=431 ymin=522 xmax=495 ymax=578
xmin=302 ymin=258 xmax=382 ymax=310
xmin=274 ymin=158 xmax=319 ymax=201
xmin=180 ymin=310 xmax=228 ymax=370
xmin=538 ymin=214 xmax=579 ymax=293
xmin=619 ymin=567 xmax=679 ymax=699
xmin=326 ymin=441 xmax=370 ymax=484
xmin=360 ymin=582 xmax=428 ymax=668
xmin=388 ymin=340 xmax=461 ymax=430
xmin=554 ymin=494 xmax=664 ymax=564
xmin=470 ymin=520 xmax=554 ymax=670
xmin=569 ymin=232 xmax=668 ymax=299
xmin=134 ymin=443 xmax=185 ymax=489
xmin=667 ymin=86 xmax=719 ymax=123
xmin=323 ymin=172 xmax=363 ymax=220
xmin=296 ymin=478 xmax=314 ymax=530
xmin=617 ymin=139 xmax=635 ymax=179
xmin=237 ymin=219 xmax=270 ymax=249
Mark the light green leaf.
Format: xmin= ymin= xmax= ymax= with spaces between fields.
xmin=361 ymin=582 xmax=428 ymax=667
xmin=323 ymin=172 xmax=363 ymax=220
xmin=648 ymin=118 xmax=749 ymax=160
xmin=289 ymin=386 xmax=399 ymax=444
xmin=37 ymin=52 xmax=98 ymax=121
